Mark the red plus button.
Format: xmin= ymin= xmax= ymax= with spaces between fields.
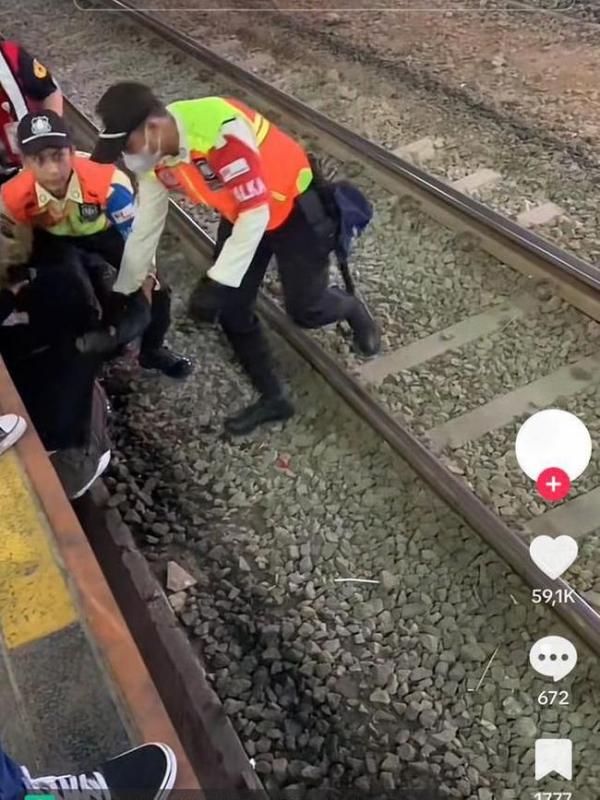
xmin=536 ymin=467 xmax=571 ymax=502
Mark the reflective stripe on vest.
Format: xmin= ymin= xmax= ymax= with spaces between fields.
xmin=238 ymin=105 xmax=270 ymax=146
xmin=225 ymin=98 xmax=271 ymax=146
xmin=0 ymin=43 xmax=28 ymax=162
xmin=0 ymin=44 xmax=27 ymax=118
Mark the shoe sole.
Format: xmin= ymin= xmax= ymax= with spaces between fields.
xmin=70 ymin=450 xmax=112 ymax=500
xmin=352 ymin=342 xmax=381 ymax=359
xmin=153 ymin=743 xmax=177 ymax=800
xmin=351 ymin=332 xmax=381 ymax=359
xmin=0 ymin=415 xmax=27 ymax=456
xmin=225 ymin=411 xmax=295 ymax=436
xmin=138 ymin=362 xmax=193 ymax=380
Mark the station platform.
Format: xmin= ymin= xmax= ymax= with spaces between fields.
xmin=0 ymin=356 xmax=198 ymax=788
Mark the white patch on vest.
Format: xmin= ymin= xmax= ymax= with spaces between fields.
xmin=112 ymin=204 xmax=135 ymax=223
xmin=219 ymin=118 xmax=259 ymax=152
xmin=219 ymin=157 xmax=250 ymax=183
xmin=232 ymin=177 xmax=266 ymax=204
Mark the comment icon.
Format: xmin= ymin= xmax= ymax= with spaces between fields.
xmin=530 ymin=636 xmax=577 ymax=682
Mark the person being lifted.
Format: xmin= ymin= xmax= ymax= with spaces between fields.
xmin=0 ymin=41 xmax=62 ymax=180
xmin=0 ymin=110 xmax=192 ymax=377
xmin=91 ymin=82 xmax=379 ymax=436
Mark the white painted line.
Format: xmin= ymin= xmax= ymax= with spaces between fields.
xmin=517 ymin=202 xmax=564 ymax=228
xmin=359 ymin=295 xmax=537 ymax=385
xmin=527 ymin=487 xmax=600 ymax=540
xmin=452 ymin=169 xmax=501 ymax=193
xmin=394 ymin=136 xmax=436 ymax=165
xmin=427 ymin=352 xmax=600 ymax=450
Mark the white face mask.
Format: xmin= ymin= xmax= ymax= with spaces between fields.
xmin=122 ymin=126 xmax=162 ymax=174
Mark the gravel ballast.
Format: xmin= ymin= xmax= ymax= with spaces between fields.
xmin=3 ymin=3 xmax=600 ymax=795
xmin=129 ymin=0 xmax=600 ymax=265
xmin=100 ymin=237 xmax=600 ymax=797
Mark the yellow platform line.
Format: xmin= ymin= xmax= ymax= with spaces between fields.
xmin=0 ymin=450 xmax=77 ymax=649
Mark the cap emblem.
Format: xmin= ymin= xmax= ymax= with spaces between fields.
xmin=31 ymin=115 xmax=52 ymax=135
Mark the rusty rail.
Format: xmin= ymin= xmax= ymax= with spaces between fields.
xmin=65 ymin=97 xmax=600 ymax=658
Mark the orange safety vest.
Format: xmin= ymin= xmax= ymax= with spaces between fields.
xmin=155 ymin=97 xmax=313 ymax=231
xmin=2 ymin=155 xmax=116 ymax=226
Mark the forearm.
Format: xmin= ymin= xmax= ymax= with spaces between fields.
xmin=207 ymin=204 xmax=269 ymax=288
xmin=41 ymin=87 xmax=63 ymax=115
xmin=113 ymin=176 xmax=168 ymax=295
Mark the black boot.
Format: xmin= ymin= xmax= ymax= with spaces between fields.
xmin=138 ymin=284 xmax=193 ymax=378
xmin=347 ymin=297 xmax=381 ymax=357
xmin=224 ymin=395 xmax=295 ymax=436
xmin=139 ymin=346 xmax=193 ymax=379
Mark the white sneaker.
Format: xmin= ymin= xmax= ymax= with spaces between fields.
xmin=0 ymin=413 xmax=26 ymax=456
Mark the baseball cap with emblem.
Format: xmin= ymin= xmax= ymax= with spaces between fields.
xmin=91 ymin=81 xmax=163 ymax=164
xmin=17 ymin=111 xmax=72 ymax=155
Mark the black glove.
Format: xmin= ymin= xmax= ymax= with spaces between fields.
xmin=112 ymin=290 xmax=151 ymax=344
xmin=103 ymin=290 xmax=129 ymax=328
xmin=75 ymin=327 xmax=118 ymax=356
xmin=187 ymin=275 xmax=227 ymax=324
xmin=76 ymin=291 xmax=151 ymax=355
xmin=6 ymin=263 xmax=34 ymax=285
xmin=2 ymin=264 xmax=32 ymax=315
xmin=0 ymin=164 xmax=19 ymax=186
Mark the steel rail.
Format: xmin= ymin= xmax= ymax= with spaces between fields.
xmin=92 ymin=0 xmax=600 ymax=320
xmin=65 ymin=96 xmax=600 ymax=658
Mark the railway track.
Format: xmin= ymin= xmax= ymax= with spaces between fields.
xmin=66 ymin=0 xmax=600 ymax=641
xmin=122 ymin=1 xmax=600 ymax=236
xmin=104 ymin=0 xmax=600 ymax=317
xmin=6 ymin=0 xmax=600 ymax=793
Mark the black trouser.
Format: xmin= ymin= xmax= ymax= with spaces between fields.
xmin=212 ymin=190 xmax=357 ymax=398
xmin=0 ymin=259 xmax=104 ymax=451
xmin=31 ymin=228 xmax=172 ymax=354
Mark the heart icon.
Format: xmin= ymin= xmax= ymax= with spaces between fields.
xmin=529 ymin=535 xmax=578 ymax=580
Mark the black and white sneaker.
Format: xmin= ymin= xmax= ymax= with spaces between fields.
xmin=0 ymin=413 xmax=26 ymax=456
xmin=24 ymin=742 xmax=177 ymax=800
xmin=102 ymin=743 xmax=177 ymax=800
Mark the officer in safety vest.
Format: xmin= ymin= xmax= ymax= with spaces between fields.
xmin=0 ymin=110 xmax=192 ymax=378
xmin=0 ymin=41 xmax=62 ymax=178
xmin=91 ymin=82 xmax=380 ymax=436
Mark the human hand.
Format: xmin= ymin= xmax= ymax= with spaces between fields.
xmin=104 ymin=290 xmax=129 ymax=327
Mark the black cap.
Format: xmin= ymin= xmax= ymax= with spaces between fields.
xmin=91 ymin=82 xmax=162 ymax=163
xmin=17 ymin=111 xmax=72 ymax=155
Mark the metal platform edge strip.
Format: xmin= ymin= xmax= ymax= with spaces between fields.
xmin=74 ymin=484 xmax=266 ymax=797
xmin=0 ymin=358 xmax=199 ymax=791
